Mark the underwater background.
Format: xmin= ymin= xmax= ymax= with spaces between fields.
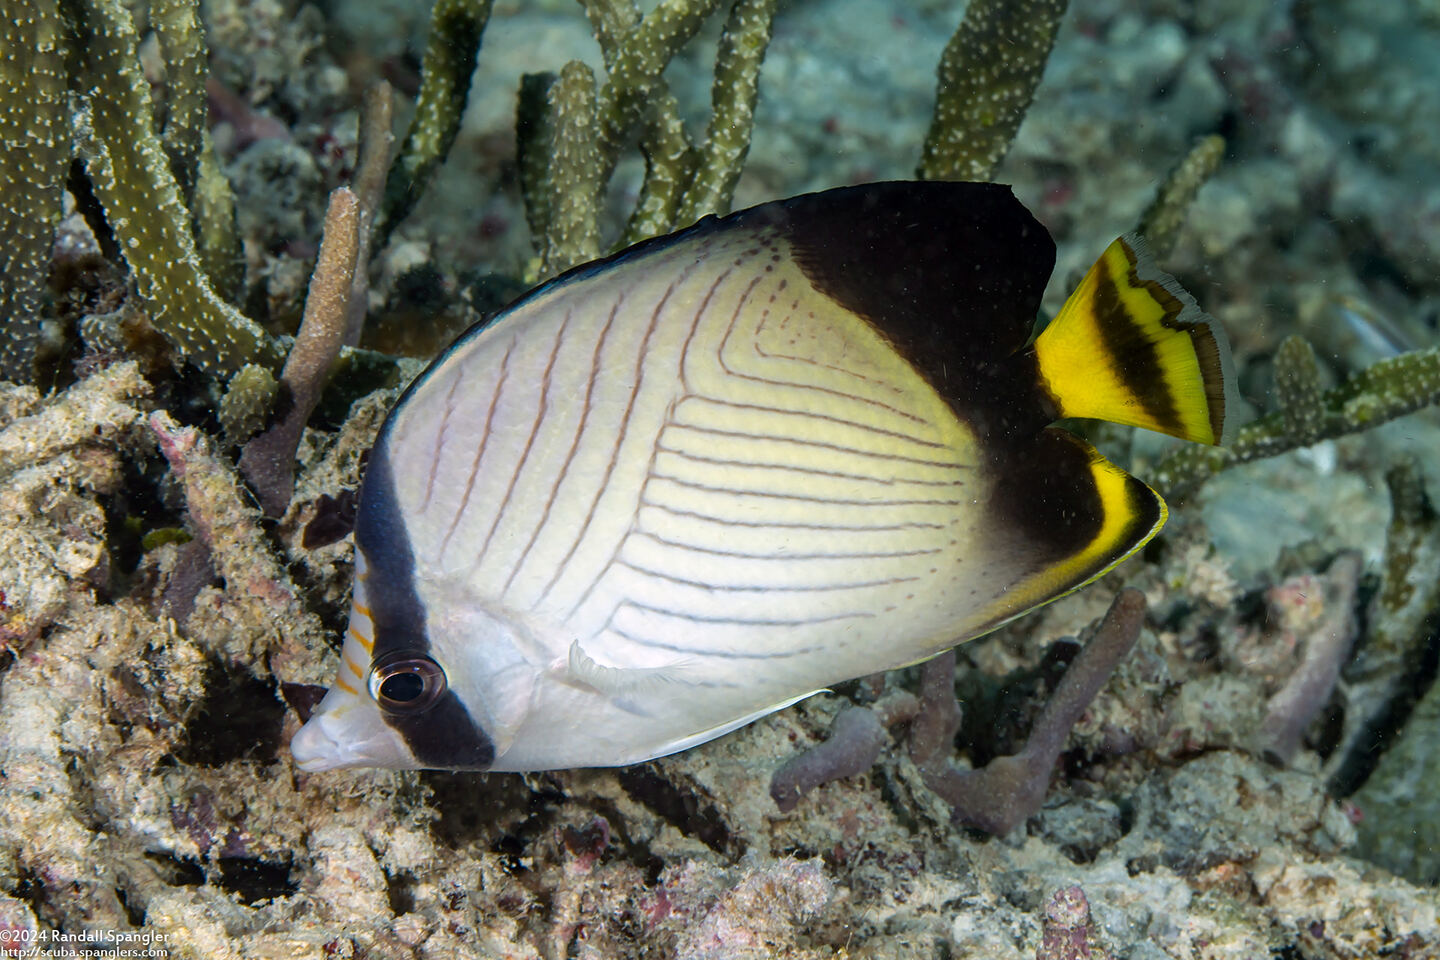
xmin=1 ymin=0 xmax=1439 ymax=955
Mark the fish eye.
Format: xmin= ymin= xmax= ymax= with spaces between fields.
xmin=368 ymin=653 xmax=447 ymax=713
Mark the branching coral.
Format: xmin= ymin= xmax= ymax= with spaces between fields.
xmin=1151 ymin=336 xmax=1440 ymax=498
xmin=519 ymin=0 xmax=778 ymax=279
xmin=344 ymin=83 xmax=397 ymax=349
xmin=0 ymin=0 xmax=277 ymax=380
xmin=0 ymin=2 xmax=68 ymax=381
xmin=0 ymin=1 xmax=418 ymax=391
xmin=535 ymin=61 xmax=606 ymax=277
xmin=914 ymin=589 xmax=1147 ymax=834
xmin=770 ymin=590 xmax=1147 ymax=835
xmin=673 ymin=0 xmax=777 ymax=225
xmin=376 ymin=0 xmax=494 ymax=244
xmin=918 ymin=0 xmax=1069 ymax=182
xmin=770 ymin=694 xmax=918 ymax=813
xmin=4 ymin=0 xmax=1440 ymax=953
xmin=1327 ymin=459 xmax=1440 ymax=797
xmin=1258 ymin=551 xmax=1362 ymax=765
xmin=72 ymin=0 xmax=282 ymax=378
xmin=1137 ymin=135 xmax=1226 ymax=258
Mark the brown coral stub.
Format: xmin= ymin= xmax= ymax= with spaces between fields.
xmin=1258 ymin=552 xmax=1361 ymax=765
xmin=149 ymin=409 xmax=324 ymax=670
xmin=916 ymin=589 xmax=1146 ymax=835
xmin=239 ymin=187 xmax=360 ymax=517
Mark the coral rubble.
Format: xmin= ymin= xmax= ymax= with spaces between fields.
xmin=0 ymin=0 xmax=1439 ymax=955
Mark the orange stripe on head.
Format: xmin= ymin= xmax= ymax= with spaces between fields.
xmin=342 ymin=652 xmax=367 ymax=684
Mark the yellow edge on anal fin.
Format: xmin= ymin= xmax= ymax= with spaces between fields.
xmin=1000 ymin=446 xmax=1167 ymax=629
xmin=1033 ymin=234 xmax=1234 ymax=446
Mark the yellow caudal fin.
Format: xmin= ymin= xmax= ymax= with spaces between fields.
xmin=1033 ymin=234 xmax=1234 ymax=445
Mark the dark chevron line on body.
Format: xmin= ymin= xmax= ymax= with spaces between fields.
xmin=475 ymin=315 xmax=567 ymax=575
xmin=614 ymin=556 xmax=921 ymax=593
xmin=676 ymin=267 xmax=733 ymax=395
xmin=547 ymin=270 xmax=690 ymax=614
xmin=559 ymin=262 xmax=747 ymax=620
xmin=637 ymin=498 xmax=947 ymax=531
xmin=604 ymin=626 xmax=820 ymax=660
xmin=632 ymin=528 xmax=944 ymax=560
xmin=618 ymin=598 xmax=873 ymax=627
xmin=646 ymin=472 xmax=964 ymax=508
xmin=654 ymin=442 xmax=965 ymax=488
xmin=422 ymin=364 xmax=467 ymax=512
xmin=665 ymin=420 xmax=965 ymax=470
xmin=441 ymin=336 xmax=515 ymax=559
xmin=503 ymin=303 xmax=617 ymax=596
xmin=674 ymin=395 xmax=946 ymax=449
xmin=715 ymin=273 xmax=929 ymax=424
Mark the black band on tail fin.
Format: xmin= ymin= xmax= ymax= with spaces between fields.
xmin=1032 ymin=234 xmax=1234 ymax=446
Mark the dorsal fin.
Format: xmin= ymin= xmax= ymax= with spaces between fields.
xmin=759 ymin=181 xmax=1056 ymax=426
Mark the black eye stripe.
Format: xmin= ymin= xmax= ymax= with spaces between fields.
xmin=358 ymin=451 xmax=495 ymax=769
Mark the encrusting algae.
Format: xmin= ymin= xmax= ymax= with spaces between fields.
xmin=0 ymin=0 xmax=1439 ymax=955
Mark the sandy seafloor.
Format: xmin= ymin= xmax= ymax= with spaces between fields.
xmin=2 ymin=0 xmax=1440 ymax=955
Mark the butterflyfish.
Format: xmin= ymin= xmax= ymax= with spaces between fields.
xmin=290 ymin=181 xmax=1232 ymax=773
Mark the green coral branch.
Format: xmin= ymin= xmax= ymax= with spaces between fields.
xmin=522 ymin=0 xmax=776 ymax=271
xmin=1137 ymin=135 xmax=1225 ymax=258
xmin=0 ymin=1 xmax=68 ymax=382
xmin=73 ymin=0 xmax=282 ymax=375
xmin=191 ymin=131 xmax=245 ymax=300
xmin=1326 ymin=458 xmax=1440 ymax=798
xmin=598 ymin=0 xmax=722 ymax=164
xmin=377 ymin=0 xmax=494 ymax=243
xmin=676 ymin=0 xmax=777 ymax=225
xmin=577 ymin=0 xmax=713 ymax=244
xmin=623 ymin=90 xmax=699 ymax=246
xmin=918 ymin=0 xmax=1069 ymax=182
xmin=148 ymin=0 xmax=208 ymax=207
xmin=516 ymin=71 xmax=559 ymax=255
xmin=1151 ymin=336 xmax=1440 ymax=498
xmin=150 ymin=0 xmax=246 ymax=301
xmin=539 ymin=62 xmax=605 ymax=278
xmin=578 ymin=0 xmax=640 ymax=64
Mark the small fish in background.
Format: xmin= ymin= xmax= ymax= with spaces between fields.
xmin=290 ymin=181 xmax=1233 ymax=773
xmin=1332 ymin=293 xmax=1411 ymax=362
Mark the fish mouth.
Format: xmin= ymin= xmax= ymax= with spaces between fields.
xmin=290 ymin=708 xmax=420 ymax=771
xmin=289 ymin=716 xmax=348 ymax=771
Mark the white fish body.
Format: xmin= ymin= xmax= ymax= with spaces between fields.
xmin=291 ymin=182 xmax=1230 ymax=772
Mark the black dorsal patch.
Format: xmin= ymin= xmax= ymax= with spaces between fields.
xmin=769 ymin=180 xmax=1057 ymax=438
xmin=754 ymin=182 xmax=1110 ymax=563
